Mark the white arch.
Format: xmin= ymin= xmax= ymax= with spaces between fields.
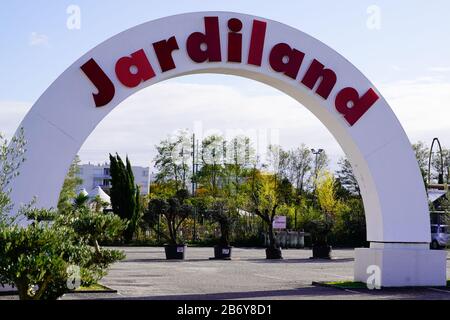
xmin=8 ymin=12 xmax=445 ymax=286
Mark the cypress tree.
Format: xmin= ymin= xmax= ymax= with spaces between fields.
xmin=109 ymin=153 xmax=139 ymax=242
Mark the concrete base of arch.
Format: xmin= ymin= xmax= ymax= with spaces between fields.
xmin=354 ymin=243 xmax=447 ymax=287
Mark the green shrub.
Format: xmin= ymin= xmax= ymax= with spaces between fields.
xmin=0 ymin=208 xmax=125 ymax=300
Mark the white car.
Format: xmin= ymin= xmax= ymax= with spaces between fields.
xmin=431 ymin=224 xmax=450 ymax=249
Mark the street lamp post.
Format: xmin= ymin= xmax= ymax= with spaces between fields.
xmin=428 ymin=138 xmax=444 ymax=185
xmin=311 ymin=148 xmax=323 ymax=206
xmin=191 ymin=133 xmax=197 ymax=241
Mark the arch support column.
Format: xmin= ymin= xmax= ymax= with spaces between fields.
xmin=354 ymin=243 xmax=446 ymax=287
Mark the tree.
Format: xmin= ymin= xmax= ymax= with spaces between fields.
xmin=316 ymin=171 xmax=347 ymax=216
xmin=222 ymin=136 xmax=254 ymax=199
xmin=0 ymin=130 xmax=125 ymax=300
xmin=0 ymin=206 xmax=125 ymax=300
xmin=287 ymin=145 xmax=312 ymax=195
xmin=314 ymin=151 xmax=329 ymax=180
xmin=0 ymin=214 xmax=82 ymax=300
xmin=109 ymin=153 xmax=139 ymax=242
xmin=73 ymin=192 xmax=89 ymax=210
xmin=333 ymin=198 xmax=366 ymax=246
xmin=244 ymin=167 xmax=282 ymax=257
xmin=71 ymin=207 xmax=127 ymax=254
xmin=0 ymin=128 xmax=26 ymax=220
xmin=266 ymin=144 xmax=290 ymax=180
xmin=336 ymin=157 xmax=360 ymax=197
xmin=198 ymin=135 xmax=225 ymax=196
xmin=90 ymin=195 xmax=108 ymax=213
xmin=57 ymin=155 xmax=83 ymax=214
xmin=144 ymin=189 xmax=192 ymax=245
xmin=153 ymin=130 xmax=191 ymax=191
xmin=431 ymin=147 xmax=450 ymax=184
xmin=309 ymin=171 xmax=348 ymax=246
xmin=205 ymin=199 xmax=236 ymax=247
xmin=412 ymin=141 xmax=429 ymax=186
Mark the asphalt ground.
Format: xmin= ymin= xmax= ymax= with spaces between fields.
xmin=2 ymin=247 xmax=450 ymax=300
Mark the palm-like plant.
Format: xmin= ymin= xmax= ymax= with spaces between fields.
xmin=144 ymin=190 xmax=192 ymax=245
xmin=206 ymin=200 xmax=236 ymax=247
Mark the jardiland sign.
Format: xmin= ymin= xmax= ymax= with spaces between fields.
xmin=81 ymin=16 xmax=378 ymax=126
xmin=9 ymin=11 xmax=446 ymax=287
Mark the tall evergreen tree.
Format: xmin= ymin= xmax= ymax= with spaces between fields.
xmin=109 ymin=153 xmax=139 ymax=242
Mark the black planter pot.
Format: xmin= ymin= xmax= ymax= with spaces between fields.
xmin=213 ymin=245 xmax=232 ymax=260
xmin=265 ymin=247 xmax=283 ymax=259
xmin=164 ymin=244 xmax=186 ymax=260
xmin=311 ymin=244 xmax=332 ymax=259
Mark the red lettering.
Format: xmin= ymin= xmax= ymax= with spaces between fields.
xmin=269 ymin=43 xmax=304 ymax=79
xmin=248 ymin=20 xmax=267 ymax=66
xmin=227 ymin=18 xmax=242 ymax=63
xmin=186 ymin=16 xmax=221 ymax=63
xmin=301 ymin=59 xmax=337 ymax=99
xmin=335 ymin=87 xmax=379 ymax=126
xmin=80 ymin=58 xmax=115 ymax=107
xmin=152 ymin=36 xmax=179 ymax=72
xmin=115 ymin=49 xmax=155 ymax=88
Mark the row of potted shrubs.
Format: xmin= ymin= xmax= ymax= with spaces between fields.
xmin=145 ymin=191 xmax=333 ymax=261
xmin=165 ymin=244 xmax=233 ymax=260
xmin=164 ymin=244 xmax=332 ymax=260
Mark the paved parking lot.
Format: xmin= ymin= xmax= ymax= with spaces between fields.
xmin=2 ymin=246 xmax=450 ymax=300
xmin=59 ymin=247 xmax=450 ymax=300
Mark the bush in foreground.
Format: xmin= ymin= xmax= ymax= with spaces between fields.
xmin=0 ymin=207 xmax=125 ymax=300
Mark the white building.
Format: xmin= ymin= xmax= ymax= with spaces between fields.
xmin=77 ymin=162 xmax=150 ymax=195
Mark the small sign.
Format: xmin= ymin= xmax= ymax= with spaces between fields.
xmin=273 ymin=216 xmax=286 ymax=229
xmin=177 ymin=247 xmax=184 ymax=253
xmin=222 ymin=249 xmax=230 ymax=255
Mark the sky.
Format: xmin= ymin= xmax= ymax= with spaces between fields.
xmin=1 ymin=1 xmax=449 ymax=171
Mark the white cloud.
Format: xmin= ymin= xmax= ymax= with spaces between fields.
xmin=379 ymin=78 xmax=450 ymax=150
xmin=29 ymin=32 xmax=49 ymax=46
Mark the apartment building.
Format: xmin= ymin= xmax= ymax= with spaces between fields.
xmin=77 ymin=162 xmax=150 ymax=195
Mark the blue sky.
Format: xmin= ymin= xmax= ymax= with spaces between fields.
xmin=2 ymin=0 xmax=450 ymax=101
xmin=1 ymin=1 xmax=449 ymax=168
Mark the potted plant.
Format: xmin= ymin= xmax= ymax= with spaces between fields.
xmin=264 ymin=211 xmax=283 ymax=259
xmin=144 ymin=190 xmax=192 ymax=259
xmin=307 ymin=171 xmax=343 ymax=259
xmin=305 ymin=214 xmax=333 ymax=259
xmin=245 ymin=170 xmax=283 ymax=259
xmin=206 ymin=200 xmax=236 ymax=260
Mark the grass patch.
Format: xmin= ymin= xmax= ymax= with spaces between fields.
xmin=72 ymin=283 xmax=116 ymax=293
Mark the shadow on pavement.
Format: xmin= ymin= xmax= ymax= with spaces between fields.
xmin=121 ymin=257 xmax=354 ymax=264
xmin=243 ymin=258 xmax=354 ymax=264
xmin=106 ymin=286 xmax=355 ymax=300
xmin=121 ymin=258 xmax=220 ymax=263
